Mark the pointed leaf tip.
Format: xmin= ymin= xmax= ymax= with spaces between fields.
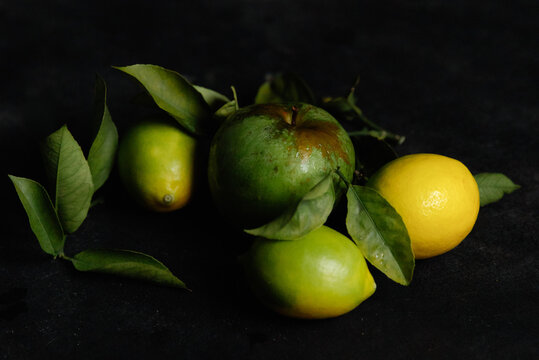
xmin=71 ymin=249 xmax=189 ymax=289
xmin=88 ymin=75 xmax=118 ymax=192
xmin=9 ymin=175 xmax=65 ymax=256
xmin=475 ymin=173 xmax=520 ymax=206
xmin=113 ymin=64 xmax=213 ymax=136
xmin=346 ymin=185 xmax=414 ymax=285
xmin=245 ymin=173 xmax=336 ymax=240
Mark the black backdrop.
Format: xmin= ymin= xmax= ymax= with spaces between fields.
xmin=1 ymin=1 xmax=538 ymax=359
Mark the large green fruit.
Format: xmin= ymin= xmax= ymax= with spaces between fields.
xmin=242 ymin=226 xmax=376 ymax=319
xmin=208 ymin=103 xmax=355 ymax=228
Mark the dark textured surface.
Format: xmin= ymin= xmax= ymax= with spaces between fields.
xmin=1 ymin=1 xmax=538 ymax=359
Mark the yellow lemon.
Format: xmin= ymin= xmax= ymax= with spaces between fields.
xmin=242 ymin=226 xmax=376 ymax=319
xmin=117 ymin=119 xmax=198 ymax=212
xmin=368 ymin=153 xmax=480 ymax=259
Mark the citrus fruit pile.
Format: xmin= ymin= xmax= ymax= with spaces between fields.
xmin=109 ymin=65 xmax=516 ymax=319
xmin=10 ymin=65 xmax=519 ymax=311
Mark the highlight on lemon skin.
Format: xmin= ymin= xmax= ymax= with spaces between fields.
xmin=367 ymin=153 xmax=480 ymax=259
xmin=117 ymin=119 xmax=198 ymax=212
xmin=241 ymin=226 xmax=376 ymax=320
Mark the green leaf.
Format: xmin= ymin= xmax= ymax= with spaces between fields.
xmin=113 ymin=64 xmax=212 ymax=136
xmin=321 ymin=96 xmax=357 ymax=122
xmin=193 ymin=85 xmax=230 ymax=111
xmin=41 ymin=125 xmax=94 ymax=233
xmin=71 ymin=249 xmax=188 ymax=289
xmin=245 ymin=173 xmax=335 ymax=240
xmin=213 ymin=100 xmax=238 ymax=124
xmin=321 ymin=78 xmax=405 ymax=146
xmin=474 ymin=173 xmax=520 ymax=206
xmin=9 ymin=175 xmax=65 ymax=256
xmin=255 ymin=73 xmax=316 ymax=104
xmin=87 ymin=75 xmax=118 ymax=192
xmin=346 ymin=185 xmax=414 ymax=285
xmin=321 ymin=78 xmax=362 ymax=123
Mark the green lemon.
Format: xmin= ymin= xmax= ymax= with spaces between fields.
xmin=242 ymin=226 xmax=376 ymax=319
xmin=117 ymin=119 xmax=198 ymax=212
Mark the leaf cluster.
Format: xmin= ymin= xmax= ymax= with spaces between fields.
xmin=9 ymin=75 xmax=187 ymax=290
xmin=10 ymin=65 xmax=521 ymax=292
xmin=244 ymin=73 xmax=416 ymax=284
xmin=240 ymin=72 xmax=521 ymax=286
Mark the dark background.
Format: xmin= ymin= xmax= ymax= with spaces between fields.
xmin=1 ymin=0 xmax=538 ymax=359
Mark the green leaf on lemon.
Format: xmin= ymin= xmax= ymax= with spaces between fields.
xmin=245 ymin=173 xmax=335 ymax=240
xmin=41 ymin=125 xmax=94 ymax=234
xmin=345 ymin=185 xmax=414 ymax=285
xmin=255 ymin=73 xmax=316 ymax=104
xmin=8 ymin=175 xmax=65 ymax=256
xmin=88 ymin=74 xmax=118 ymax=192
xmin=474 ymin=173 xmax=520 ymax=207
xmin=71 ymin=249 xmax=188 ymax=289
xmin=113 ymin=64 xmax=212 ymax=136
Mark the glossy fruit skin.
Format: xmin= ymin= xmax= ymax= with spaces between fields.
xmin=208 ymin=103 xmax=355 ymax=229
xmin=242 ymin=226 xmax=376 ymax=319
xmin=367 ymin=153 xmax=480 ymax=259
xmin=117 ymin=119 xmax=198 ymax=212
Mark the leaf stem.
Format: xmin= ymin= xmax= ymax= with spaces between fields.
xmin=231 ymin=86 xmax=239 ymax=110
xmin=345 ymin=81 xmax=405 ymax=145
xmin=58 ymin=252 xmax=74 ymax=262
xmin=347 ymin=113 xmax=405 ymax=144
xmin=348 ymin=129 xmax=390 ymax=139
xmin=335 ymin=168 xmax=352 ymax=188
